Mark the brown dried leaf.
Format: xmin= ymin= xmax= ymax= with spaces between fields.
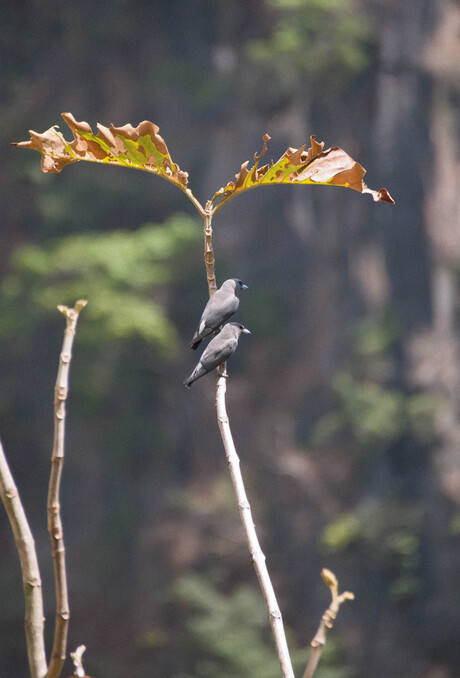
xmin=14 ymin=118 xmax=393 ymax=213
xmin=13 ymin=113 xmax=188 ymax=189
xmin=212 ymin=135 xmax=394 ymax=210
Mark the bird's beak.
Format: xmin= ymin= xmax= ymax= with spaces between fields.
xmin=242 ymin=328 xmax=251 ymax=334
xmin=241 ymin=284 xmax=248 ymax=289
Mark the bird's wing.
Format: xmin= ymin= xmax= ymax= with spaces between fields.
xmin=200 ymin=335 xmax=238 ymax=371
xmin=194 ymin=291 xmax=222 ymax=335
xmin=202 ymin=292 xmax=239 ymax=330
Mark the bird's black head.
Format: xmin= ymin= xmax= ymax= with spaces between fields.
xmin=232 ymin=278 xmax=248 ymax=291
xmin=231 ymin=322 xmax=251 ymax=335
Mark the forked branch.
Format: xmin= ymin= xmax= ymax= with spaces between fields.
xmin=46 ymin=300 xmax=87 ymax=678
xmin=302 ymin=569 xmax=354 ymax=678
xmin=0 ymin=439 xmax=47 ymax=678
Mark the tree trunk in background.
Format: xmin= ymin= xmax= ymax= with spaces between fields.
xmin=364 ymin=1 xmax=460 ymax=674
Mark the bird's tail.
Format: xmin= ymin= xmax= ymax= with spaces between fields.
xmin=190 ymin=327 xmax=212 ymax=350
xmin=183 ymin=363 xmax=205 ymax=388
xmin=189 ymin=337 xmax=202 ymax=350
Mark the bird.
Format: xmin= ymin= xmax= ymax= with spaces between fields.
xmin=190 ymin=278 xmax=248 ymax=350
xmin=184 ymin=322 xmax=251 ymax=388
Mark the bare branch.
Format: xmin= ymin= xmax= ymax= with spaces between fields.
xmin=302 ymin=569 xmax=354 ymax=678
xmin=45 ymin=300 xmax=87 ymax=678
xmin=215 ymin=374 xmax=296 ymax=678
xmin=0 ymin=439 xmax=48 ymax=678
xmin=204 ymin=203 xmax=217 ymax=294
xmin=201 ymin=205 xmax=293 ymax=676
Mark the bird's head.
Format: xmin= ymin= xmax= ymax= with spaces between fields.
xmin=229 ymin=278 xmax=248 ymax=292
xmin=231 ymin=322 xmax=251 ymax=336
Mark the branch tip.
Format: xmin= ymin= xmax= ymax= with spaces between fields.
xmin=74 ymin=299 xmax=88 ymax=312
xmin=339 ymin=591 xmax=355 ymax=603
xmin=47 ymin=297 xmax=86 ymax=678
xmin=70 ymin=644 xmax=87 ymax=677
xmin=320 ymin=568 xmax=338 ymax=590
xmin=57 ymin=299 xmax=87 ymax=321
xmin=303 ymin=570 xmax=354 ymax=678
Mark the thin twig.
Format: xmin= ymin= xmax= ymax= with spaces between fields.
xmin=0 ymin=439 xmax=48 ymax=678
xmin=45 ymin=299 xmax=87 ymax=678
xmin=302 ymin=569 xmax=354 ymax=678
xmin=215 ymin=374 xmax=296 ymax=678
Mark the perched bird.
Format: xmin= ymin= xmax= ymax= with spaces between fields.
xmin=184 ymin=322 xmax=251 ymax=388
xmin=190 ymin=278 xmax=248 ymax=350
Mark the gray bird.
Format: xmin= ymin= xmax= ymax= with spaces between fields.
xmin=184 ymin=322 xmax=251 ymax=388
xmin=190 ymin=278 xmax=248 ymax=350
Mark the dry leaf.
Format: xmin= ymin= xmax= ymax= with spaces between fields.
xmin=212 ymin=134 xmax=394 ymax=209
xmin=14 ymin=117 xmax=393 ymax=210
xmin=13 ymin=113 xmax=188 ymax=190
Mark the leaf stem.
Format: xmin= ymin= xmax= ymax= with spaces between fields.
xmin=184 ymin=188 xmax=206 ymax=218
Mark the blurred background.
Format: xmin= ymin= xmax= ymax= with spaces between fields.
xmin=1 ymin=1 xmax=459 ymax=676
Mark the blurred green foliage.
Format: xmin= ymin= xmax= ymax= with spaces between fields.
xmin=353 ymin=311 xmax=400 ymax=358
xmin=173 ymin=574 xmax=284 ymax=678
xmin=315 ymin=311 xmax=437 ymax=605
xmin=449 ymin=513 xmax=460 ymax=536
xmin=322 ymin=512 xmax=363 ymax=551
xmin=167 ymin=573 xmax=350 ymax=678
xmin=0 ymin=213 xmax=200 ymax=353
xmin=334 ymin=371 xmax=407 ymax=444
xmin=322 ymin=501 xmax=423 ymax=603
xmin=312 ymin=312 xmax=442 ymax=448
xmin=247 ymin=0 xmax=372 ymax=89
xmin=313 ymin=373 xmax=442 ymax=448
